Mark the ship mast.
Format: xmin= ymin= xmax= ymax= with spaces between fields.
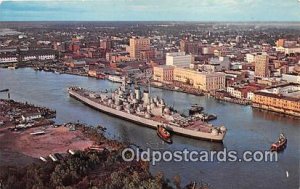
xmin=147 ymin=75 xmax=151 ymax=96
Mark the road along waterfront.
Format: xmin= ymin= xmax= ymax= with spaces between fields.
xmin=0 ymin=68 xmax=299 ymax=189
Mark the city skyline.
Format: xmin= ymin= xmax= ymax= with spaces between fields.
xmin=0 ymin=0 xmax=300 ymax=22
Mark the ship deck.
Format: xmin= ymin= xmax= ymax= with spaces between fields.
xmin=74 ymin=88 xmax=213 ymax=134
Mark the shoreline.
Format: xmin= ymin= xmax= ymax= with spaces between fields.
xmin=1 ymin=66 xmax=299 ymax=119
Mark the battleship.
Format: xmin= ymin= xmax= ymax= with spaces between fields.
xmin=68 ymin=81 xmax=227 ymax=142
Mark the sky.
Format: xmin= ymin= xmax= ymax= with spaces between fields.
xmin=0 ymin=0 xmax=299 ymax=21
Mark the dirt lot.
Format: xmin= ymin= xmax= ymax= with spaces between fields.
xmin=0 ymin=125 xmax=94 ymax=163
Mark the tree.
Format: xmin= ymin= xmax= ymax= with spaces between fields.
xmin=173 ymin=175 xmax=181 ymax=189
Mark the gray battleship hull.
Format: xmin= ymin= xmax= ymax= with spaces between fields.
xmin=69 ymin=89 xmax=226 ymax=142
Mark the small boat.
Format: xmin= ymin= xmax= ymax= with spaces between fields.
xmin=108 ymin=75 xmax=123 ymax=83
xmin=271 ymin=133 xmax=287 ymax=152
xmin=157 ymin=125 xmax=172 ymax=144
xmin=7 ymin=66 xmax=17 ymax=70
xmin=189 ymin=104 xmax=204 ymax=115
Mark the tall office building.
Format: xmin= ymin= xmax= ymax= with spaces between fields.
xmin=129 ymin=37 xmax=150 ymax=59
xmin=255 ymin=54 xmax=269 ymax=78
xmin=276 ymin=39 xmax=286 ymax=47
xmin=166 ymin=52 xmax=192 ymax=68
xmin=100 ymin=38 xmax=112 ymax=52
xmin=180 ymin=39 xmax=200 ymax=55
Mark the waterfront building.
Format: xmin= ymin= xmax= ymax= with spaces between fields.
xmin=166 ymin=52 xmax=192 ymax=68
xmin=0 ymin=53 xmax=18 ymax=63
xmin=88 ymin=69 xmax=105 ymax=79
xmin=64 ymin=59 xmax=86 ymax=68
xmin=129 ymin=37 xmax=150 ymax=59
xmin=226 ymin=84 xmax=264 ymax=100
xmin=173 ymin=68 xmax=225 ymax=91
xmin=254 ymin=54 xmax=270 ymax=78
xmin=153 ymin=65 xmax=174 ymax=83
xmin=253 ymin=84 xmax=300 ymax=117
xmin=227 ymin=86 xmax=244 ymax=99
xmin=38 ymin=54 xmax=56 ymax=61
xmin=20 ymin=49 xmax=56 ymax=61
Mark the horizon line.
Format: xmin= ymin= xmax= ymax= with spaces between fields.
xmin=0 ymin=21 xmax=300 ymax=23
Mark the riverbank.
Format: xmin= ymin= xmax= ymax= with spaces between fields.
xmin=0 ymin=98 xmax=209 ymax=189
xmin=0 ymin=99 xmax=56 ymax=128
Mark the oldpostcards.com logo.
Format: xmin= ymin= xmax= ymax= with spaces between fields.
xmin=122 ymin=147 xmax=278 ymax=165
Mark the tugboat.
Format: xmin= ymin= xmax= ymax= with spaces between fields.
xmin=271 ymin=133 xmax=287 ymax=152
xmin=157 ymin=125 xmax=172 ymax=144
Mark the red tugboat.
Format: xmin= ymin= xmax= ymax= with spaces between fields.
xmin=157 ymin=125 xmax=172 ymax=144
xmin=271 ymin=133 xmax=287 ymax=152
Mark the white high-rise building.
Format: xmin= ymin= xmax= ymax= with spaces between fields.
xmin=166 ymin=52 xmax=192 ymax=68
xmin=245 ymin=53 xmax=256 ymax=63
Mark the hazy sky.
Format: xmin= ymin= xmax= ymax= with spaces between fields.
xmin=0 ymin=0 xmax=299 ymax=21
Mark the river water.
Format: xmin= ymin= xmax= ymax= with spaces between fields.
xmin=0 ymin=68 xmax=299 ymax=189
